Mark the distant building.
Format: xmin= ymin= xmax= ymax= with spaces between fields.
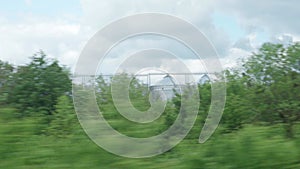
xmin=198 ymin=74 xmax=210 ymax=84
xmin=149 ymin=74 xmax=180 ymax=100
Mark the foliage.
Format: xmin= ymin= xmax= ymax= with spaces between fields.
xmin=47 ymin=95 xmax=77 ymax=137
xmin=0 ymin=60 xmax=14 ymax=104
xmin=243 ymin=43 xmax=300 ymax=137
xmin=1 ymin=110 xmax=300 ymax=168
xmin=7 ymin=51 xmax=71 ymax=117
xmin=220 ymin=70 xmax=255 ymax=131
xmin=0 ymin=42 xmax=300 ymax=168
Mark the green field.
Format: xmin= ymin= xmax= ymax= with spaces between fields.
xmin=1 ymin=107 xmax=300 ymax=169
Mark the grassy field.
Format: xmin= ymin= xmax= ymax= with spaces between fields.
xmin=1 ymin=107 xmax=300 ymax=169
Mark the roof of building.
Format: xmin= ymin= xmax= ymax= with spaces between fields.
xmin=154 ymin=74 xmax=177 ymax=86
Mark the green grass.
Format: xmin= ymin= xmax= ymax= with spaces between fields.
xmin=0 ymin=108 xmax=300 ymax=169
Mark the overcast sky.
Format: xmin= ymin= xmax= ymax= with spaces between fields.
xmin=0 ymin=0 xmax=299 ymax=74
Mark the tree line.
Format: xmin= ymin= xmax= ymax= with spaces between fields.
xmin=0 ymin=42 xmax=299 ymax=138
xmin=0 ymin=51 xmax=75 ymax=137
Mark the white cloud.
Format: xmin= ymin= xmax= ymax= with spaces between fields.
xmin=222 ymin=47 xmax=251 ymax=68
xmin=79 ymin=0 xmax=231 ymax=56
xmin=0 ymin=18 xmax=84 ymax=67
xmin=24 ymin=0 xmax=32 ymax=6
xmin=216 ymin=0 xmax=300 ymax=36
xmin=1 ymin=0 xmax=300 ymax=74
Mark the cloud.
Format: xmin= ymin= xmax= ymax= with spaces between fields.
xmin=216 ymin=0 xmax=300 ymax=36
xmin=0 ymin=17 xmax=83 ymax=67
xmin=1 ymin=0 xmax=300 ymax=74
xmin=80 ymin=0 xmax=231 ymax=57
xmin=271 ymin=34 xmax=294 ymax=45
xmin=233 ymin=37 xmax=253 ymax=51
xmin=24 ymin=0 xmax=32 ymax=6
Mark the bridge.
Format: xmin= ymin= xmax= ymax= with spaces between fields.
xmin=72 ymin=72 xmax=215 ymax=87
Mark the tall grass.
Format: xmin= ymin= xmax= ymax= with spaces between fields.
xmin=1 ymin=108 xmax=299 ymax=169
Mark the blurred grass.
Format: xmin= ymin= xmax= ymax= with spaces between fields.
xmin=0 ymin=108 xmax=300 ymax=169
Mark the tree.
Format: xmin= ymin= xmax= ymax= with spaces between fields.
xmin=96 ymin=73 xmax=150 ymax=112
xmin=8 ymin=51 xmax=72 ymax=117
xmin=218 ymin=70 xmax=255 ymax=132
xmin=95 ymin=75 xmax=111 ymax=108
xmin=48 ymin=95 xmax=76 ymax=137
xmin=0 ymin=60 xmax=14 ymax=104
xmin=243 ymin=42 xmax=300 ymax=138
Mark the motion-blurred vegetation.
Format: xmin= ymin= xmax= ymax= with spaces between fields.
xmin=0 ymin=43 xmax=299 ymax=168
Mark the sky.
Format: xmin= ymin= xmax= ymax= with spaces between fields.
xmin=0 ymin=0 xmax=299 ymax=74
